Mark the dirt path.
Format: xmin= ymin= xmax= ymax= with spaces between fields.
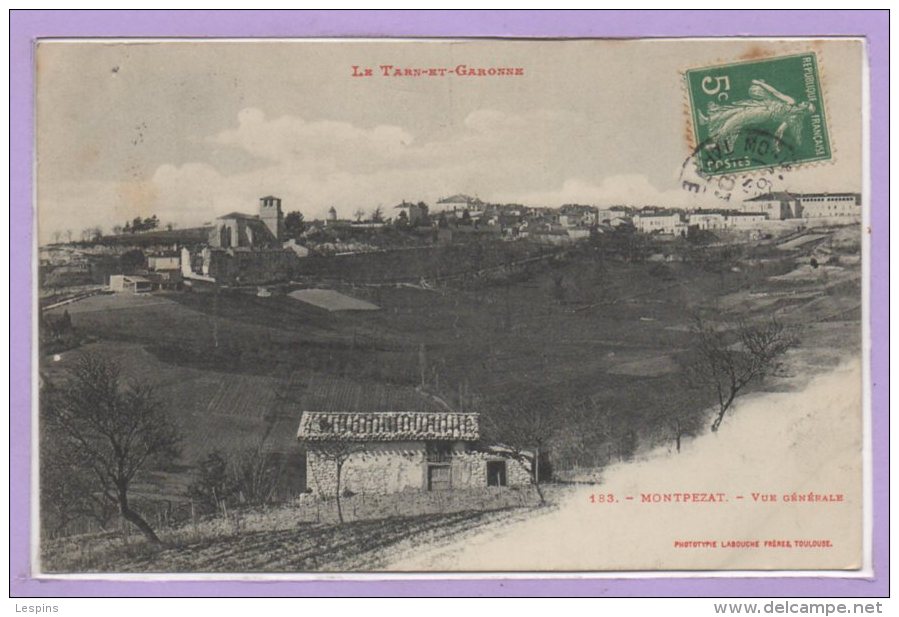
xmin=386 ymin=360 xmax=864 ymax=572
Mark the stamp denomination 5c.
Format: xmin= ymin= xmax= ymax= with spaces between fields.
xmin=685 ymin=53 xmax=831 ymax=176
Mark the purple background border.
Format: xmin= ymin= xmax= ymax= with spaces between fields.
xmin=9 ymin=10 xmax=888 ymax=598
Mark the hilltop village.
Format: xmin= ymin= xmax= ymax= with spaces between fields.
xmin=40 ymin=190 xmax=860 ymax=296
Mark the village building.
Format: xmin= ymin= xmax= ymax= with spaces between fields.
xmin=608 ymin=215 xmax=633 ymax=229
xmin=147 ymin=253 xmax=181 ymax=271
xmin=207 ymin=196 xmax=283 ymax=250
xmin=435 ymin=193 xmax=486 ymax=213
xmin=725 ymin=212 xmax=768 ymax=228
xmin=741 ymin=192 xmax=800 ymax=220
xmin=559 ymin=204 xmax=598 ymax=227
xmin=633 ymin=212 xmax=687 ymax=236
xmin=181 ymin=195 xmax=302 ymax=285
xmin=108 ymin=274 xmax=153 ymax=293
xmin=297 ymin=411 xmax=530 ymax=496
xmin=595 ymin=207 xmax=631 ymax=225
xmin=394 ymin=201 xmax=430 ymax=226
xmin=687 ymin=212 xmax=728 ymax=231
xmin=795 ymin=192 xmax=862 ymax=218
xmin=209 ymin=213 xmax=278 ymax=249
xmin=742 ymin=191 xmax=860 ymax=220
xmin=283 ymin=238 xmax=310 ymax=258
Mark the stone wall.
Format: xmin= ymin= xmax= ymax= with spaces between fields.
xmin=306 ymin=442 xmax=532 ymax=496
xmin=307 ymin=442 xmax=427 ymax=496
xmin=451 ymin=451 xmax=532 ymax=488
xmin=206 ymin=248 xmax=301 ymax=285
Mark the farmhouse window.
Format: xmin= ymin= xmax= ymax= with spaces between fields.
xmin=426 ymin=441 xmax=452 ymax=463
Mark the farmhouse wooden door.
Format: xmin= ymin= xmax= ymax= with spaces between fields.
xmin=427 ymin=464 xmax=451 ymax=491
xmin=487 ymin=461 xmax=507 ymax=487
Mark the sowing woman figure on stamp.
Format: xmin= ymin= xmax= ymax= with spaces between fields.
xmin=699 ymin=79 xmax=815 ymax=153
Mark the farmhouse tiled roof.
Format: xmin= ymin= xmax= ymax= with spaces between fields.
xmin=297 ymin=411 xmax=480 ymax=442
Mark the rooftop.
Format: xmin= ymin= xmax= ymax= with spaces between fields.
xmin=634 ymin=211 xmax=683 ymax=218
xmin=217 ymin=211 xmax=260 ymax=220
xmin=744 ymin=192 xmax=797 ymax=202
xmin=745 ymin=191 xmax=861 ymax=201
xmin=437 ymin=194 xmax=482 ymax=205
xmin=297 ymin=411 xmax=480 ymax=442
xmin=795 ymin=192 xmax=861 ymax=200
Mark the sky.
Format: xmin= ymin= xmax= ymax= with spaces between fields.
xmin=36 ymin=38 xmax=863 ymax=243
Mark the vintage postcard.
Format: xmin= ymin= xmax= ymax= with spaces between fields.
xmin=34 ymin=36 xmax=867 ymax=575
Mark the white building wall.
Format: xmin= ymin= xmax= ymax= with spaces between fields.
xmin=727 ymin=214 xmax=768 ymax=228
xmin=688 ymin=214 xmax=726 ymax=230
xmin=109 ymin=274 xmax=126 ymax=292
xmin=633 ymin=214 xmax=684 ymax=234
xmin=799 ymin=196 xmax=861 ymax=218
xmin=148 ymin=256 xmax=180 ymax=271
xmin=742 ymin=199 xmax=793 ymax=220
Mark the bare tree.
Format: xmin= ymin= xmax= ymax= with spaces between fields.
xmin=482 ymin=399 xmax=563 ymax=505
xmin=43 ymin=354 xmax=181 ymax=543
xmin=645 ymin=388 xmax=706 ymax=454
xmin=353 ymin=208 xmax=366 ymax=222
xmin=687 ymin=316 xmax=798 ymax=432
xmin=312 ymin=442 xmax=363 ymax=524
xmin=371 ymin=205 xmax=384 ymax=223
xmin=188 ymin=443 xmax=282 ymax=514
xmin=188 ymin=450 xmax=231 ymax=514
xmin=40 ymin=415 xmax=118 ymax=536
xmin=227 ymin=443 xmax=282 ymax=506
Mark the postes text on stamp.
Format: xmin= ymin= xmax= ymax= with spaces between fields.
xmin=685 ymin=53 xmax=831 ymax=176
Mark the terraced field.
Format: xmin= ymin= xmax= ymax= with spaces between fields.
xmin=42 ymin=504 xmax=545 ymax=573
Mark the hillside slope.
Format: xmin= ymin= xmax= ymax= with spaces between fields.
xmin=386 ymin=360 xmax=864 ymax=571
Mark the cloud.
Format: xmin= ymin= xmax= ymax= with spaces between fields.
xmin=211 ymin=108 xmax=415 ymax=173
xmin=38 ymin=107 xmax=722 ymax=242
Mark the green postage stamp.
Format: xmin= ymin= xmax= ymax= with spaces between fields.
xmin=685 ymin=53 xmax=831 ymax=176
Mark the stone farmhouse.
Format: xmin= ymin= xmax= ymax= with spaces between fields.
xmin=297 ymin=410 xmax=531 ymax=496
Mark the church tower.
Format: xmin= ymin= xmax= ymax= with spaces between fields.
xmin=259 ymin=195 xmax=283 ymax=241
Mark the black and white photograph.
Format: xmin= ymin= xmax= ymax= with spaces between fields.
xmin=35 ymin=37 xmax=866 ymax=574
